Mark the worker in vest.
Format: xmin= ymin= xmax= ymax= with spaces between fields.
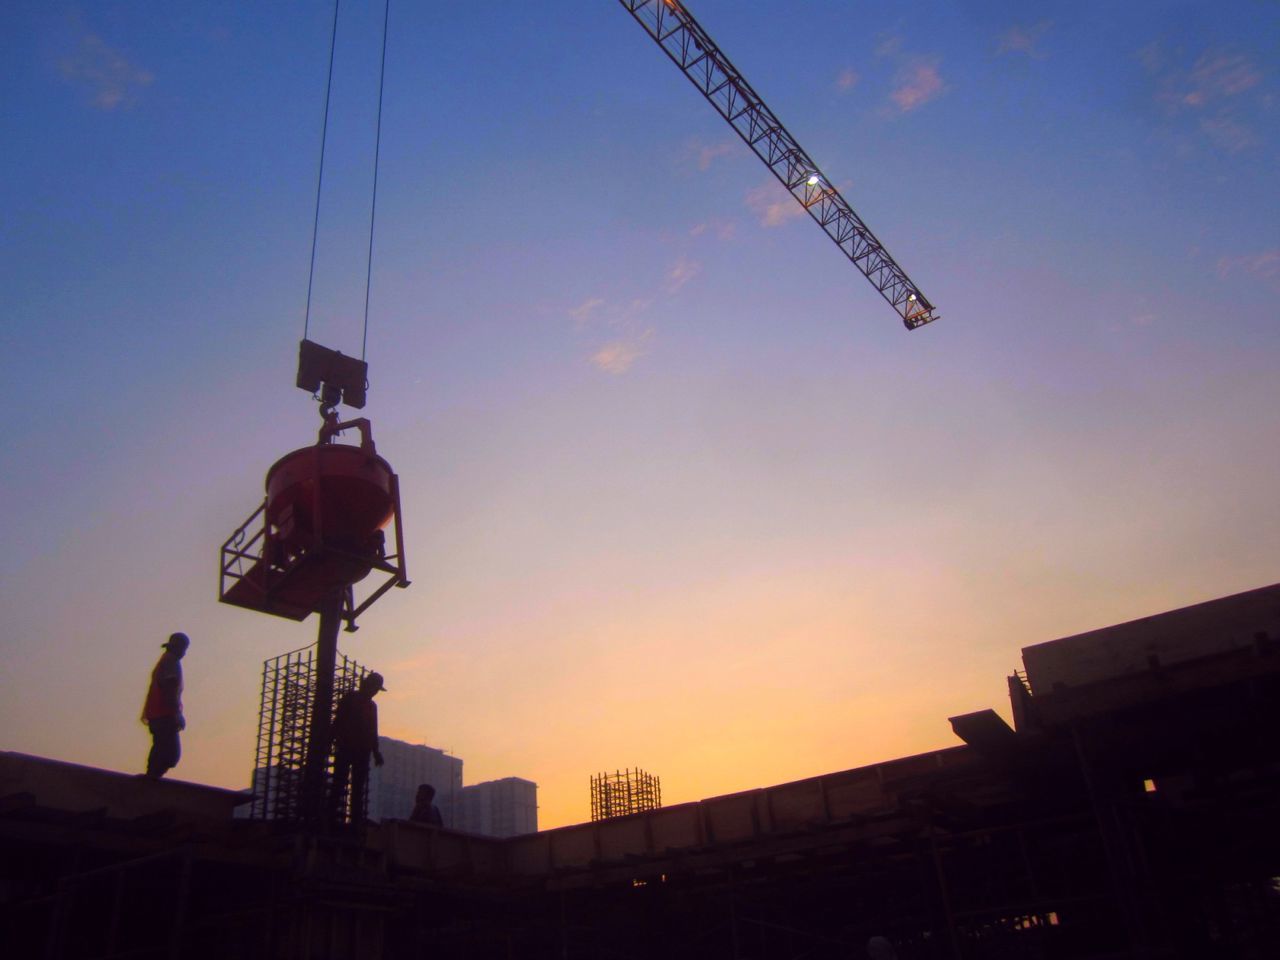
xmin=330 ymin=671 xmax=386 ymax=823
xmin=141 ymin=632 xmax=189 ymax=778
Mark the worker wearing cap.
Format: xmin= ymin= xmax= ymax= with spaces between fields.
xmin=330 ymin=671 xmax=386 ymax=823
xmin=141 ymin=632 xmax=189 ymax=778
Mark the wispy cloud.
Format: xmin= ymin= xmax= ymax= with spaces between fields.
xmin=698 ymin=141 xmax=735 ymax=171
xmin=872 ymin=34 xmax=946 ymax=115
xmin=591 ymin=330 xmax=653 ymax=375
xmin=889 ymin=60 xmax=945 ymax=113
xmin=835 ymin=67 xmax=860 ymax=92
xmin=59 ymin=28 xmax=152 ymax=110
xmin=568 ymin=296 xmax=650 ymax=331
xmin=1184 ymin=52 xmax=1262 ymax=105
xmin=682 ymin=139 xmax=737 ymax=172
xmin=569 ymin=297 xmax=606 ymax=326
xmin=745 ymin=180 xmax=805 ymax=227
xmin=664 ymin=256 xmax=702 ymax=293
xmin=1199 ymin=116 xmax=1255 ymax=153
xmin=1138 ymin=43 xmax=1266 ymax=153
xmin=690 ymin=219 xmax=737 ymax=241
xmin=875 ymin=35 xmax=904 ymax=59
xmin=997 ymin=22 xmax=1052 ymax=59
xmin=571 ymin=256 xmax=697 ymax=375
xmin=1216 ymin=247 xmax=1280 ymax=289
xmin=1136 ymin=41 xmax=1164 ymax=75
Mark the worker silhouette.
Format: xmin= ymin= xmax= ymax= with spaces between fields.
xmin=330 ymin=672 xmax=386 ymax=824
xmin=141 ymin=632 xmax=189 ymax=778
xmin=409 ymin=783 xmax=444 ymax=827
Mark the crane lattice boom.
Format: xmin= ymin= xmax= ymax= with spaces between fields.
xmin=619 ymin=0 xmax=938 ymax=330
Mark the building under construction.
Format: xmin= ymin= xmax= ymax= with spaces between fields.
xmin=251 ymin=644 xmax=373 ymax=823
xmin=3 ymin=582 xmax=1279 ymax=958
xmin=591 ymin=768 xmax=662 ymax=821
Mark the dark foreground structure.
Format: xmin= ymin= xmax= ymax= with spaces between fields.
xmin=4 ymin=583 xmax=1280 ymax=959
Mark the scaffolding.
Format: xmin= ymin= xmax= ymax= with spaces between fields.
xmin=590 ymin=768 xmax=661 ymax=821
xmin=251 ymin=643 xmax=372 ymax=823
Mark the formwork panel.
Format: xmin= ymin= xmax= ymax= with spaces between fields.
xmin=878 ymin=751 xmax=950 ymax=784
xmin=649 ymin=804 xmax=701 ymax=851
xmin=763 ymin=778 xmax=827 ymax=830
xmin=598 ymin=815 xmax=649 ymax=861
xmin=431 ymin=831 xmax=502 ymax=876
xmin=548 ymin=825 xmax=599 ymax=869
xmin=703 ymin=792 xmax=759 ymax=843
xmin=506 ymin=832 xmax=552 ymax=875
xmin=378 ymin=820 xmax=434 ymax=871
xmin=378 ymin=820 xmax=507 ymax=878
xmin=823 ymin=770 xmax=890 ymax=819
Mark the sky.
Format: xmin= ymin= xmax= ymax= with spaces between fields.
xmin=1 ymin=0 xmax=1277 ymax=830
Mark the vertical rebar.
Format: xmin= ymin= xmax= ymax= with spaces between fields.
xmin=302 ymin=591 xmax=343 ymax=823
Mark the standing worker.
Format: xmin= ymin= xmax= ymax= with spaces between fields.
xmin=141 ymin=632 xmax=189 ymax=778
xmin=330 ymin=672 xmax=386 ymax=823
xmin=410 ymin=783 xmax=444 ymax=826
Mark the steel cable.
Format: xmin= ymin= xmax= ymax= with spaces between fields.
xmin=303 ymin=0 xmax=342 ymax=343
xmin=362 ymin=0 xmax=391 ymax=362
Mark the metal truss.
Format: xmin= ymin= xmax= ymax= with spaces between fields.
xmin=618 ymin=0 xmax=938 ymax=330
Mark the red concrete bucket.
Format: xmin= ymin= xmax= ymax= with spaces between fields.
xmin=265 ymin=444 xmax=395 ymax=559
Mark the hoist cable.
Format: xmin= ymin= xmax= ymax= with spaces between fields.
xmin=361 ymin=0 xmax=391 ymax=362
xmin=303 ymin=0 xmax=342 ymax=343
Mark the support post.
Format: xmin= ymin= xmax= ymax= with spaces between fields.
xmin=167 ymin=854 xmax=192 ymax=960
xmin=1072 ymin=724 xmax=1150 ymax=953
xmin=927 ymin=823 xmax=963 ymax=960
xmin=301 ymin=590 xmax=343 ymax=823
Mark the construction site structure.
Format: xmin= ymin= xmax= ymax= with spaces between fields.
xmin=3 ymin=582 xmax=1280 ymax=957
xmin=219 ymin=340 xmax=409 ymax=825
xmin=219 ymin=341 xmax=408 ymax=632
xmin=590 ymin=768 xmax=662 ymax=821
xmin=250 ymin=643 xmax=374 ymax=824
xmin=618 ymin=0 xmax=938 ymax=330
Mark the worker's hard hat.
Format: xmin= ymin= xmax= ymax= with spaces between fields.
xmin=162 ymin=632 xmax=190 ymax=650
xmin=362 ymin=671 xmax=387 ymax=692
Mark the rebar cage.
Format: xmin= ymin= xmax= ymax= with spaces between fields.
xmin=251 ymin=644 xmax=371 ymax=824
xmin=590 ymin=768 xmax=662 ymax=821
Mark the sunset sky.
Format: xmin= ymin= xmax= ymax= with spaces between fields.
xmin=2 ymin=1 xmax=1277 ymax=829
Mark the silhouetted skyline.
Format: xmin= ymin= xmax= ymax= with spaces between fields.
xmin=1 ymin=1 xmax=1277 ymax=828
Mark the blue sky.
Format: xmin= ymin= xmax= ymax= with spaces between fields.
xmin=1 ymin=1 xmax=1277 ymax=827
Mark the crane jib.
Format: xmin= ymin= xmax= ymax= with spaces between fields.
xmin=618 ymin=0 xmax=939 ymax=331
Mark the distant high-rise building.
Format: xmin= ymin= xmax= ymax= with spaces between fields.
xmin=367 ymin=736 xmax=463 ymax=825
xmin=454 ymin=777 xmax=538 ymax=837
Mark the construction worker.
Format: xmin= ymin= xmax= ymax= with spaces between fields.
xmin=141 ymin=632 xmax=189 ymax=778
xmin=330 ymin=672 xmax=386 ymax=823
xmin=410 ymin=783 xmax=444 ymax=827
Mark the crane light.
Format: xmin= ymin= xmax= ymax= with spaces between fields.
xmin=806 ymin=174 xmax=820 ymax=186
xmin=908 ymin=294 xmax=917 ymax=302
